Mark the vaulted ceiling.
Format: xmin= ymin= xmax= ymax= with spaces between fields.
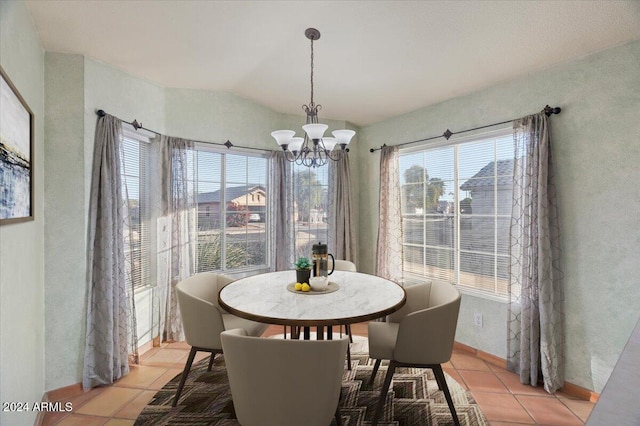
xmin=26 ymin=1 xmax=640 ymax=126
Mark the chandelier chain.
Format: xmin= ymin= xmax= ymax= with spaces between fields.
xmin=310 ymin=37 xmax=314 ymax=106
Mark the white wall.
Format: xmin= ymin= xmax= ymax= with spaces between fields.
xmin=356 ymin=39 xmax=640 ymax=393
xmin=0 ymin=1 xmax=45 ymax=425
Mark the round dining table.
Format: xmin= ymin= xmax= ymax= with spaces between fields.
xmin=218 ymin=270 xmax=406 ymax=330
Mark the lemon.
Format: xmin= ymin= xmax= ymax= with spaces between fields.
xmin=301 ymin=283 xmax=310 ymax=292
xmin=294 ymin=282 xmax=302 ymax=291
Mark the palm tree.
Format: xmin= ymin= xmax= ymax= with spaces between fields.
xmin=294 ymin=169 xmax=324 ymax=222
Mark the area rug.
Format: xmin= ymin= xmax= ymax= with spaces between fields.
xmin=136 ymin=351 xmax=487 ymax=425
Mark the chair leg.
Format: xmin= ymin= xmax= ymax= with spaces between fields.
xmin=207 ymin=352 xmax=215 ymax=371
xmin=369 ymin=359 xmax=382 ymax=385
xmin=432 ymin=365 xmax=444 ymax=390
xmin=346 ymin=343 xmax=352 ymax=370
xmin=371 ymin=360 xmax=396 ymax=426
xmin=172 ymin=347 xmax=197 ymax=407
xmin=344 ymin=324 xmax=353 ymax=343
xmin=433 ymin=365 xmax=460 ymax=426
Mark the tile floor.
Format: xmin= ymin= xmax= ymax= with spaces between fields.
xmin=39 ymin=323 xmax=594 ymax=425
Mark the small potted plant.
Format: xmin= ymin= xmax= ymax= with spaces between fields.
xmin=294 ymin=257 xmax=312 ymax=284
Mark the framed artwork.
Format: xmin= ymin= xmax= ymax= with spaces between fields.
xmin=1 ymin=65 xmax=34 ymax=225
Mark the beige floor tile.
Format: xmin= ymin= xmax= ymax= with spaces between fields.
xmin=165 ymin=341 xmax=191 ymax=350
xmin=443 ymin=368 xmax=468 ymax=390
xmin=114 ymin=365 xmax=168 ymax=389
xmin=148 ymin=367 xmax=184 ymax=390
xmin=141 ymin=348 xmax=190 ymax=367
xmin=495 ymin=371 xmax=554 ymax=397
xmin=458 ymin=370 xmax=509 ymax=393
xmin=559 ymin=397 xmax=595 ymax=422
xmin=138 ymin=347 xmax=162 ymax=363
xmin=113 ymin=390 xmax=157 ymax=419
xmin=56 ymin=387 xmax=108 ymax=413
xmin=75 ymin=387 xmax=141 ymax=417
xmin=517 ymin=394 xmax=584 ymax=426
xmin=450 ymin=352 xmax=492 ymax=371
xmin=40 ymin=410 xmax=71 ymax=426
xmin=471 ymin=391 xmax=534 ymax=423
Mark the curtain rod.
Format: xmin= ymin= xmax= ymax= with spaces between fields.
xmin=95 ymin=109 xmax=275 ymax=153
xmin=369 ymin=105 xmax=561 ymax=153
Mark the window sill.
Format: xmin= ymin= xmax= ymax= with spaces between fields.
xmin=457 ymin=285 xmax=508 ymax=304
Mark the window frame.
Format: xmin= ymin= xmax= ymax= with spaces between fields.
xmin=398 ymin=126 xmax=513 ymax=303
xmin=291 ymin=161 xmax=331 ymax=260
xmin=120 ymin=125 xmax=156 ymax=293
xmin=192 ymin=143 xmax=272 ymax=274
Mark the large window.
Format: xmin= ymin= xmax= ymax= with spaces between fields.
xmin=120 ymin=128 xmax=152 ymax=291
xmin=120 ymin=136 xmax=270 ymax=291
xmin=191 ymin=145 xmax=270 ymax=273
xmin=292 ymin=163 xmax=329 ymax=259
xmin=399 ymin=128 xmax=513 ymax=299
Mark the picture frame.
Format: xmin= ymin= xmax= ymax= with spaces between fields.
xmin=1 ymin=65 xmax=34 ymax=225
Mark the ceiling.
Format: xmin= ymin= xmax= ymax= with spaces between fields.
xmin=25 ymin=1 xmax=640 ymax=126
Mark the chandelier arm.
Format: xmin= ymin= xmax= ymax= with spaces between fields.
xmin=325 ymin=148 xmax=343 ymax=162
xmin=283 ymin=150 xmax=297 ymax=163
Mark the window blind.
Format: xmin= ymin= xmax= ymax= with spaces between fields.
xmin=399 ymin=128 xmax=514 ymax=298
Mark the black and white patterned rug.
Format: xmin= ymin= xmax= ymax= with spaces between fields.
xmin=136 ymin=349 xmax=487 ymax=425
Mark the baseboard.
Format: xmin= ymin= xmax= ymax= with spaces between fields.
xmin=453 ymin=341 xmax=599 ymax=402
xmin=563 ymin=381 xmax=600 ymax=403
xmin=44 ymin=382 xmax=85 ymax=402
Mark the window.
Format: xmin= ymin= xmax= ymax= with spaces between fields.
xmin=399 ymin=128 xmax=513 ymax=299
xmin=292 ymin=162 xmax=330 ymax=258
xmin=120 ymin=128 xmax=152 ymax=291
xmin=191 ymin=145 xmax=269 ymax=273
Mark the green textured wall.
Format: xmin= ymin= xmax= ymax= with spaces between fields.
xmin=0 ymin=1 xmax=45 ymax=425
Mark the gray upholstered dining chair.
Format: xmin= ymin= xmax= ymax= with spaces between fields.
xmin=172 ymin=272 xmax=268 ymax=407
xmin=368 ymin=281 xmax=462 ymax=426
xmin=221 ymin=328 xmax=349 ymax=426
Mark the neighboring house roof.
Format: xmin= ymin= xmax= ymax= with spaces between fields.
xmin=197 ymin=185 xmax=266 ymax=204
xmin=460 ymin=159 xmax=514 ymax=190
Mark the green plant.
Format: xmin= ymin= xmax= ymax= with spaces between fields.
xmin=294 ymin=257 xmax=312 ymax=270
xmin=197 ymin=233 xmax=250 ymax=272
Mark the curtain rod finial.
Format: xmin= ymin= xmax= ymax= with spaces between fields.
xmin=96 ymin=109 xmax=106 ymax=117
xmin=543 ymin=105 xmax=561 ymax=116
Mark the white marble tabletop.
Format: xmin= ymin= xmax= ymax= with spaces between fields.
xmin=218 ymin=270 xmax=406 ymax=326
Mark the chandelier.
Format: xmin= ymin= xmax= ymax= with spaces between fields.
xmin=271 ymin=28 xmax=355 ymax=167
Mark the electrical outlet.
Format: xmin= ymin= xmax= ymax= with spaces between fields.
xmin=473 ymin=312 xmax=483 ymax=327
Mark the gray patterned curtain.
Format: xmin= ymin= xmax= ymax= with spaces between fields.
xmin=328 ymin=153 xmax=357 ymax=263
xmin=269 ymin=151 xmax=295 ymax=270
xmin=507 ymin=113 xmax=564 ymax=393
xmin=376 ymin=145 xmax=403 ymax=282
xmin=83 ymin=114 xmax=132 ymax=389
xmin=157 ymin=135 xmax=196 ymax=342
